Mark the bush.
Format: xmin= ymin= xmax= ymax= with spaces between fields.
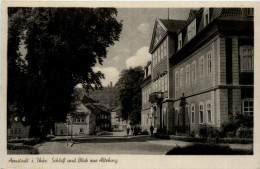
xmin=157 ymin=128 xmax=167 ymax=134
xmin=7 ymin=144 xmax=39 ymax=154
xmin=199 ymin=124 xmax=220 ymax=139
xmin=199 ymin=124 xmax=208 ymax=138
xmin=140 ymin=130 xmax=149 ymax=135
xmin=237 ymin=128 xmax=253 ymax=138
xmin=166 ymin=143 xmax=253 ymax=155
xmin=220 ymin=113 xmax=253 ymax=138
xmin=220 ymin=121 xmax=237 ymax=137
xmin=23 ymin=138 xmax=38 ymax=146
xmin=189 ymin=130 xmax=195 ymax=137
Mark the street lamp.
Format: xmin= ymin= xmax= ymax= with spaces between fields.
xmin=66 ymin=118 xmax=70 ymax=146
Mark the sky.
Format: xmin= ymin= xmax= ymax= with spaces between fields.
xmin=95 ymin=8 xmax=191 ymax=87
xmin=19 ymin=8 xmax=192 ymax=88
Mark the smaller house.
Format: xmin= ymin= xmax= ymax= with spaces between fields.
xmin=7 ymin=117 xmax=30 ymax=139
xmin=55 ymin=95 xmax=111 ymax=136
xmin=111 ymin=107 xmax=128 ymax=130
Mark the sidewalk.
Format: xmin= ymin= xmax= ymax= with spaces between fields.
xmin=148 ymin=139 xmax=253 ymax=150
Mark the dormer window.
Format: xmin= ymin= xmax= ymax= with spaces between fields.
xmin=187 ymin=19 xmax=196 ymax=41
xmin=247 ymin=8 xmax=253 ymax=16
xmin=178 ymin=33 xmax=182 ymax=50
xmin=204 ymin=8 xmax=210 ymax=26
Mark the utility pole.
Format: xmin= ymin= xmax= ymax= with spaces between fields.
xmin=71 ymin=119 xmax=73 ymax=140
xmin=168 ymin=8 xmax=169 ymax=20
xmin=66 ymin=118 xmax=69 ymax=146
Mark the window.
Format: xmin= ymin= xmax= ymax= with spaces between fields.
xmin=160 ymin=45 xmax=164 ymax=60
xmin=18 ymin=128 xmax=21 ymax=133
xmin=144 ymin=91 xmax=146 ymax=103
xmin=162 ymin=77 xmax=165 ymax=92
xmin=157 ymin=50 xmax=160 ymax=63
xmin=165 ymin=75 xmax=168 ymax=92
xmin=81 ymin=118 xmax=85 ymax=123
xmin=77 ymin=118 xmax=80 ymax=122
xmin=204 ymin=8 xmax=210 ymax=26
xmin=147 ymin=88 xmax=149 ymax=103
xmin=199 ymin=102 xmax=204 ymax=124
xmin=155 ymin=80 xmax=158 ymax=92
xmin=206 ymin=101 xmax=211 ymax=123
xmin=207 ymin=51 xmax=212 ymax=75
xmin=187 ymin=19 xmax=196 ymax=41
xmin=80 ymin=128 xmax=83 ymax=133
xmin=152 ymin=54 xmax=155 ymax=67
xmin=178 ymin=33 xmax=182 ymax=50
xmin=199 ymin=56 xmax=204 ymax=79
xmin=158 ymin=78 xmax=161 ymax=92
xmin=243 ymin=99 xmax=253 ymax=116
xmin=163 ymin=40 xmax=167 ymax=58
xmin=247 ymin=8 xmax=254 ymax=16
xmin=154 ymin=51 xmax=157 ymax=66
xmin=175 ymin=71 xmax=179 ymax=91
xmin=180 ymin=68 xmax=184 ymax=89
xmin=191 ymin=61 xmax=196 ymax=83
xmin=186 ymin=64 xmax=190 ymax=86
xmin=148 ymin=65 xmax=151 ymax=76
xmin=191 ymin=104 xmax=195 ymax=124
xmin=240 ymin=46 xmax=253 ymax=72
xmin=142 ymin=91 xmax=144 ymax=103
xmin=175 ymin=108 xmax=179 ymax=125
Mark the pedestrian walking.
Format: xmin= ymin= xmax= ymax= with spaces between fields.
xmin=126 ymin=127 xmax=130 ymax=136
xmin=150 ymin=125 xmax=154 ymax=136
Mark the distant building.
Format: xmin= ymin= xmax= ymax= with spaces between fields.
xmin=141 ymin=8 xmax=254 ymax=135
xmin=55 ymin=95 xmax=111 ymax=136
xmin=111 ymin=107 xmax=128 ymax=130
xmin=7 ymin=117 xmax=30 ymax=138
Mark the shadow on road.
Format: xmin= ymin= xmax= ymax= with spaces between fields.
xmin=52 ymin=135 xmax=156 ymax=144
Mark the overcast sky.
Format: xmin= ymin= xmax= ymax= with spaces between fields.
xmin=96 ymin=8 xmax=191 ymax=86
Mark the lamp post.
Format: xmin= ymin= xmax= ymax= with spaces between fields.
xmin=71 ymin=118 xmax=73 ymax=140
xmin=66 ymin=118 xmax=69 ymax=146
xmin=157 ymin=92 xmax=163 ymax=130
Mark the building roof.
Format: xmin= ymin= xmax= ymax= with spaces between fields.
xmin=170 ymin=8 xmax=253 ymax=65
xmin=82 ymin=95 xmax=98 ymax=104
xmin=149 ymin=19 xmax=186 ymax=53
xmin=159 ymin=19 xmax=186 ymax=33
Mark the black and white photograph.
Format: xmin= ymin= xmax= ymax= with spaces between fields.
xmin=1 ymin=2 xmax=259 ymax=169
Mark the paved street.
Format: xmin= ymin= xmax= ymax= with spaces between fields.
xmin=38 ymin=131 xmax=175 ymax=154
xmin=37 ymin=131 xmax=253 ymax=154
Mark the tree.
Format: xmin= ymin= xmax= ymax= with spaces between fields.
xmin=116 ymin=67 xmax=144 ymax=125
xmin=7 ymin=8 xmax=122 ymax=137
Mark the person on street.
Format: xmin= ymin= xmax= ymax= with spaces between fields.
xmin=150 ymin=125 xmax=154 ymax=136
xmin=126 ymin=127 xmax=130 ymax=136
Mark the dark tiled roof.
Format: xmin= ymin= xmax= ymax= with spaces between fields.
xmin=85 ymin=104 xmax=110 ymax=114
xmin=222 ymin=8 xmax=242 ymax=16
xmin=186 ymin=9 xmax=200 ymax=23
xmin=82 ymin=95 xmax=97 ymax=104
xmin=96 ymin=104 xmax=110 ymax=112
xmin=112 ymin=106 xmax=122 ymax=112
xmin=159 ymin=19 xmax=186 ymax=33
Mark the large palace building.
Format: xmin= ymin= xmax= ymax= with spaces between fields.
xmin=140 ymin=8 xmax=254 ymax=135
